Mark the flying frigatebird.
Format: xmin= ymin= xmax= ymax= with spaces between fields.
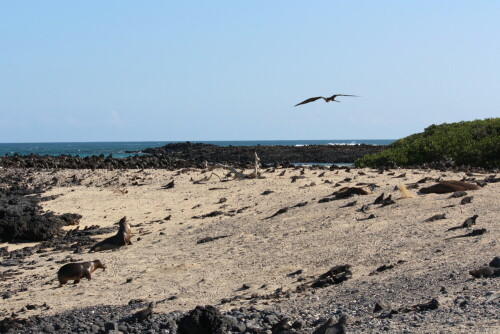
xmin=294 ymin=94 xmax=358 ymax=107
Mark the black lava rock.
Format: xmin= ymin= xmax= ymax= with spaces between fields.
xmin=178 ymin=305 xmax=232 ymax=334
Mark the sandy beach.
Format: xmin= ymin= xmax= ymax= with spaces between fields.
xmin=1 ymin=166 xmax=499 ymax=333
xmin=3 ymin=1 xmax=499 ymax=332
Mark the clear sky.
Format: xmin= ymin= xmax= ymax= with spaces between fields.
xmin=1 ymin=1 xmax=499 ymax=142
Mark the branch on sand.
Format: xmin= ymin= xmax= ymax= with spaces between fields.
xmin=192 ymin=172 xmax=222 ymax=184
xmin=195 ymin=152 xmax=265 ymax=183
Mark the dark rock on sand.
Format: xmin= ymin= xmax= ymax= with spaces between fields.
xmin=373 ymin=301 xmax=392 ymax=313
xmin=402 ymin=298 xmax=440 ymax=312
xmin=271 ymin=318 xmax=293 ymax=333
xmin=368 ymin=264 xmax=394 ymax=276
xmin=127 ymin=302 xmax=154 ymax=322
xmin=489 ymin=257 xmax=500 ymax=268
xmin=469 ymin=266 xmax=500 ymax=278
xmin=484 ymin=175 xmax=500 ymax=183
xmin=417 ymin=176 xmax=434 ymax=183
xmin=266 ymin=207 xmax=289 ymax=219
xmin=162 ymin=180 xmax=175 ymax=189
xmin=318 ymin=197 xmax=336 ymax=204
xmin=318 ymin=187 xmax=370 ymax=204
xmin=0 ymin=210 xmax=73 ymax=242
xmin=425 ymin=214 xmax=446 ymax=222
xmin=369 ymin=260 xmax=406 ymax=276
xmin=447 ymin=228 xmax=488 ymax=239
xmin=373 ymin=193 xmax=385 ymax=204
xmin=196 ymin=235 xmax=229 ymax=244
xmin=446 ymin=215 xmax=478 ymax=231
xmin=309 ymin=265 xmax=352 ymax=289
xmin=290 ymin=175 xmax=306 ymax=183
xmin=0 ymin=317 xmax=30 ymax=333
xmin=359 ymin=204 xmax=371 ymax=213
xmin=380 ymin=194 xmax=395 ymax=207
xmin=357 ymin=214 xmax=376 ymax=221
xmin=449 ymin=191 xmax=467 ymax=198
xmin=287 ymin=269 xmax=304 ymax=277
xmin=460 ymin=196 xmax=474 ymax=205
xmin=312 ymin=314 xmax=348 ymax=334
xmin=339 ymin=200 xmax=357 ymax=208
xmin=192 ymin=210 xmax=225 ymax=219
xmin=0 ymin=172 xmax=82 ymax=243
xmin=178 ymin=305 xmax=232 ymax=334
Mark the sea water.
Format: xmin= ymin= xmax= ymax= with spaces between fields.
xmin=0 ymin=140 xmax=394 ymax=158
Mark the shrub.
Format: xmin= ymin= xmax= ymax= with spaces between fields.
xmin=355 ymin=118 xmax=500 ymax=168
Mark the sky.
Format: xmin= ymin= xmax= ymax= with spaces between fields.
xmin=1 ymin=1 xmax=499 ymax=142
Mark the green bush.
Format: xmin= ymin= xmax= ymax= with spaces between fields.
xmin=355 ymin=118 xmax=500 ymax=168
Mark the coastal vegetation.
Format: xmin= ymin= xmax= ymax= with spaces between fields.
xmin=355 ymin=118 xmax=500 ymax=168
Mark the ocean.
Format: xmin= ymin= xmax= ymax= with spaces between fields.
xmin=0 ymin=140 xmax=394 ymax=158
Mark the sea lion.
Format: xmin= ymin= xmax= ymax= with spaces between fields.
xmin=335 ymin=186 xmax=371 ymax=199
xmin=420 ymin=181 xmax=480 ymax=194
xmin=57 ymin=260 xmax=106 ymax=286
xmin=89 ymin=216 xmax=132 ymax=252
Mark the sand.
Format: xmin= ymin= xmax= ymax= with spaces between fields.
xmin=1 ymin=167 xmax=499 ymax=333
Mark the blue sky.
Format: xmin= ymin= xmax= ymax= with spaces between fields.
xmin=1 ymin=1 xmax=499 ymax=142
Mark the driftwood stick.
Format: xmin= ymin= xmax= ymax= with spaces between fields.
xmin=193 ymin=172 xmax=222 ymax=184
xmin=205 ymin=152 xmax=263 ymax=180
xmin=246 ymin=151 xmax=261 ymax=179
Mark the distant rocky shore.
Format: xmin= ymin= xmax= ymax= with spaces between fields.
xmin=0 ymin=142 xmax=384 ymax=170
xmin=141 ymin=142 xmax=384 ymax=165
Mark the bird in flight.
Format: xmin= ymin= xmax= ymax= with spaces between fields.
xmin=294 ymin=94 xmax=358 ymax=107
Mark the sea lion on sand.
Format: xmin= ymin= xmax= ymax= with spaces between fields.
xmin=89 ymin=216 xmax=132 ymax=252
xmin=420 ymin=181 xmax=481 ymax=194
xmin=335 ymin=186 xmax=371 ymax=199
xmin=57 ymin=260 xmax=106 ymax=286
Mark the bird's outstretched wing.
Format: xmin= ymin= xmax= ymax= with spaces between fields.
xmin=330 ymin=94 xmax=359 ymax=99
xmin=294 ymin=96 xmax=325 ymax=107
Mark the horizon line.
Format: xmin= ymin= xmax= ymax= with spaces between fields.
xmin=0 ymin=139 xmax=396 ymax=145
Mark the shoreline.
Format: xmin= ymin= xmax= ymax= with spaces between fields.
xmin=1 ymin=166 xmax=499 ymax=333
xmin=0 ymin=142 xmax=385 ymax=169
xmin=0 ymin=140 xmax=394 ymax=158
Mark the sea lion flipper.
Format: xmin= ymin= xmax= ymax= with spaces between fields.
xmin=84 ymin=268 xmax=91 ymax=280
xmin=89 ymin=240 xmax=116 ymax=252
xmin=89 ymin=243 xmax=103 ymax=252
xmin=89 ymin=241 xmax=103 ymax=252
